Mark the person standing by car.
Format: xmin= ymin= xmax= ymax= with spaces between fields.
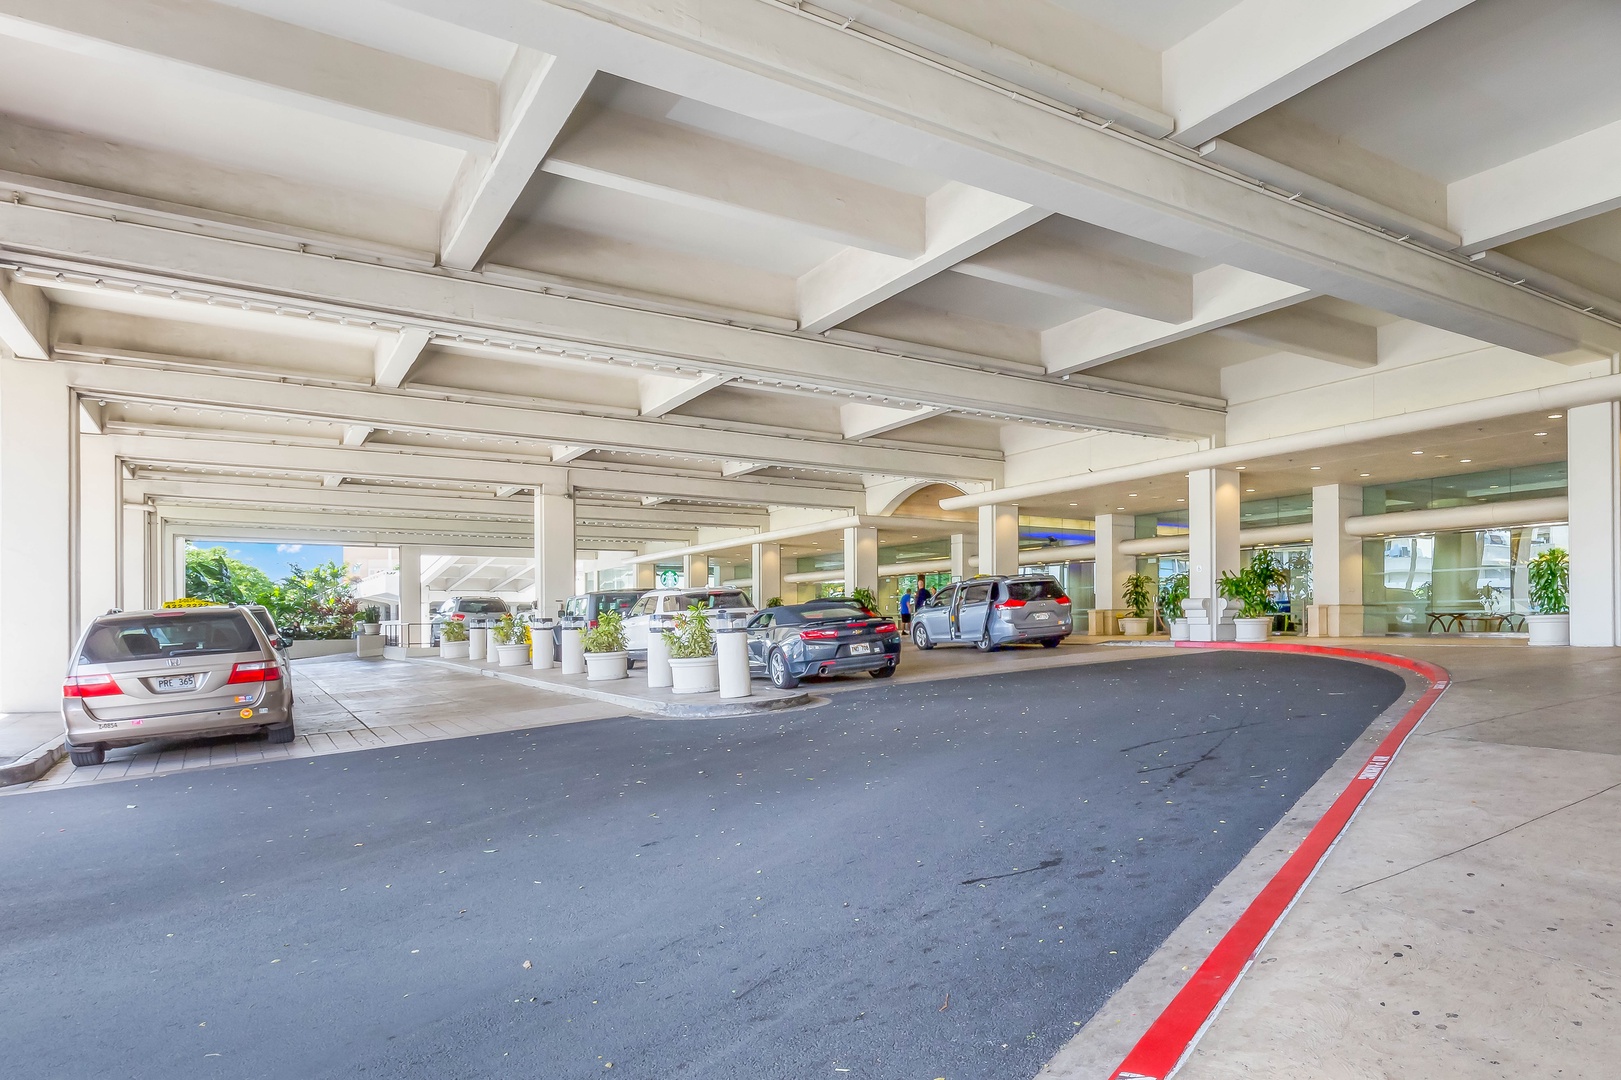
xmin=914 ymin=575 xmax=932 ymax=611
xmin=898 ymin=586 xmax=914 ymax=633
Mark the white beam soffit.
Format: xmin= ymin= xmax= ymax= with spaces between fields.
xmin=0 ymin=205 xmax=1222 ymax=440
xmin=63 ymin=361 xmax=1001 ymax=482
xmin=1449 ymin=118 xmax=1621 ymax=252
xmin=624 ymin=513 xmax=972 ymax=565
xmin=390 ymin=0 xmax=1621 ymax=360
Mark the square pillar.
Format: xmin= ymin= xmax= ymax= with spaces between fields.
xmin=1568 ymin=401 xmax=1621 ymax=647
xmin=1187 ymin=468 xmax=1240 ymax=641
xmin=843 ymin=526 xmax=878 ymax=595
xmin=534 ymin=488 xmax=575 ymax=621
xmin=120 ymin=504 xmax=149 ymax=612
xmin=978 ymin=504 xmax=1018 ymax=578
xmin=1089 ymin=513 xmax=1133 ymax=636
xmin=949 ymin=532 xmax=971 ymax=580
xmin=752 ymin=541 xmax=781 ymax=606
xmin=683 ymin=553 xmax=710 ymax=589
xmin=1310 ymin=484 xmax=1364 ymax=637
xmin=634 ymin=562 xmax=656 ymax=590
xmin=77 ymin=431 xmax=120 ymax=634
xmin=398 ymin=544 xmax=423 ymax=644
xmin=0 ymin=358 xmax=71 ymax=711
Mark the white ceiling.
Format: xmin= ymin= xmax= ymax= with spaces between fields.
xmin=1046 ymin=0 xmax=1240 ymax=50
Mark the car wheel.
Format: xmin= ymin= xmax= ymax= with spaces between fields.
xmin=768 ymin=650 xmax=799 ymax=690
xmin=264 ymin=722 xmax=295 ymax=744
xmin=975 ymin=630 xmax=997 ymax=652
xmin=913 ymin=623 xmax=933 ymax=650
xmin=1040 ymin=637 xmax=1061 ymax=649
xmin=68 ymin=745 xmax=105 ymax=767
xmin=869 ymin=663 xmax=896 ymax=679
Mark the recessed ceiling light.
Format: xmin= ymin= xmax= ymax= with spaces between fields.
xmin=1534 ymin=432 xmax=1548 ymax=437
xmin=1360 ymin=472 xmax=1371 ymax=477
xmin=1245 ymin=488 xmax=1256 ymax=493
xmin=1235 ymin=466 xmax=1246 ymax=471
xmin=1549 ymin=413 xmax=1563 ymax=419
xmin=1459 ymin=458 xmax=1472 ymax=463
xmin=1310 ymin=465 xmax=1322 ymax=470
xmin=1411 ymin=450 xmax=1424 ymax=455
xmin=1177 ymin=498 xmax=1185 ymax=503
xmin=1127 ymin=493 xmax=1138 ymax=498
xmin=1069 ymin=502 xmax=1078 ymax=507
xmin=1116 ymin=507 xmax=1125 ymax=511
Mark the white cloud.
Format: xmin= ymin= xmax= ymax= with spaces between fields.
xmin=276 ymin=544 xmax=303 ymax=554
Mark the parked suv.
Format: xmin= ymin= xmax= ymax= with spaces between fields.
xmin=548 ymin=590 xmax=645 ymax=654
xmin=430 ymin=596 xmax=509 ymax=643
xmin=63 ymin=605 xmax=295 ymax=767
xmin=911 ymin=574 xmax=1071 ymax=651
xmin=622 ymin=588 xmax=755 ymax=661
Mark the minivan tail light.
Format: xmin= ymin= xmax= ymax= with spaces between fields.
xmin=996 ymin=598 xmax=1027 ymax=609
xmin=1055 ymin=595 xmax=1071 ymax=605
xmin=64 ymin=674 xmax=121 ymax=698
xmin=799 ymin=629 xmax=838 ymax=640
xmin=226 ymin=661 xmax=282 ymax=684
xmin=452 ymin=613 xmax=466 ymax=620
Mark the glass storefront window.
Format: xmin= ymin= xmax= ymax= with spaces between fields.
xmin=1362 ymin=524 xmax=1567 ymax=633
xmin=1364 ymin=462 xmax=1566 ymax=514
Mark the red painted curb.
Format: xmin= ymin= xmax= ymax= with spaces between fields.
xmin=1108 ymin=641 xmax=1451 ymax=1080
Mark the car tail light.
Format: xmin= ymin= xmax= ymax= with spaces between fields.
xmin=588 ymin=619 xmax=599 ymax=628
xmin=1055 ymin=595 xmax=1071 ymax=605
xmin=226 ymin=660 xmax=282 ymax=684
xmin=872 ymin=622 xmax=897 ymax=634
xmin=63 ymin=674 xmax=121 ymax=698
xmin=799 ymin=629 xmax=838 ymax=640
xmin=452 ymin=612 xmax=465 ymax=620
xmin=996 ymin=598 xmax=1027 ymax=609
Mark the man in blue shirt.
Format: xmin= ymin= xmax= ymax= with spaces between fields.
xmin=899 ymin=586 xmax=914 ymax=632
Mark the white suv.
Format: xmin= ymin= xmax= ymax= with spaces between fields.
xmin=622 ymin=588 xmax=756 ymax=660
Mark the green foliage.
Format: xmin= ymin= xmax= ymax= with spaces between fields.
xmin=1219 ymin=548 xmax=1290 ymax=619
xmin=1528 ymin=547 xmax=1569 ymax=615
xmin=1158 ymin=572 xmax=1190 ymax=626
xmin=664 ymin=604 xmax=714 ymax=659
xmin=1122 ymin=573 xmax=1156 ymax=620
xmin=439 ymin=618 xmax=469 ymax=643
xmin=492 ymin=612 xmax=527 ymax=646
xmin=184 ymin=548 xmax=357 ymax=639
xmin=583 ymin=609 xmax=628 ymax=653
xmin=360 ymin=606 xmax=381 ymax=624
xmin=185 ymin=547 xmax=276 ymax=609
xmin=765 ymin=596 xmax=784 ymax=608
xmin=850 ymin=587 xmax=881 ymax=615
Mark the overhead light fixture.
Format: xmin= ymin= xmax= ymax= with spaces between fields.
xmin=1127 ymin=493 xmax=1138 ymax=498
xmin=1459 ymin=459 xmax=1472 ymax=464
xmin=1411 ymin=450 xmax=1424 ymax=455
xmin=1534 ymin=432 xmax=1548 ymax=437
xmin=1234 ymin=466 xmax=1246 ymax=471
xmin=1245 ymin=488 xmax=1256 ymax=493
xmin=1360 ymin=472 xmax=1371 ymax=477
xmin=1549 ymin=413 xmax=1563 ymax=419
xmin=1309 ymin=465 xmax=1322 ymax=471
xmin=1069 ymin=502 xmax=1078 ymax=507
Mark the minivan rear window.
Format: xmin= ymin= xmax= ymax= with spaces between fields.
xmin=1004 ymin=579 xmax=1066 ymax=602
xmin=80 ymin=611 xmax=261 ymax=664
xmin=458 ymin=599 xmax=509 ymax=615
xmin=681 ymin=591 xmax=749 ymax=609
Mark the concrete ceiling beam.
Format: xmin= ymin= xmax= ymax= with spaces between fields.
xmin=1214 ymin=308 xmax=1380 ymax=368
xmin=954 ymin=233 xmax=1193 ymax=324
xmin=838 ymin=402 xmax=942 ymax=440
xmin=0 ymin=272 xmax=48 ymax=360
xmin=1449 ymin=117 xmax=1621 ymax=252
xmin=374 ymin=328 xmax=431 ymax=389
xmin=638 ymin=372 xmax=732 ymax=417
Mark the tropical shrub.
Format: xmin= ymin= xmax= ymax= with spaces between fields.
xmin=1122 ymin=573 xmax=1156 ymax=620
xmin=1158 ymin=572 xmax=1190 ymax=626
xmin=492 ymin=613 xmax=526 ymax=646
xmin=1527 ymin=548 xmax=1569 ymax=615
xmin=765 ymin=596 xmax=784 ymax=608
xmin=850 ymin=587 xmax=881 ymax=615
xmin=583 ymin=609 xmax=628 ymax=653
xmin=664 ymin=604 xmax=714 ymax=659
xmin=440 ymin=619 xmax=469 ymax=643
xmin=1219 ymin=549 xmax=1289 ymax=619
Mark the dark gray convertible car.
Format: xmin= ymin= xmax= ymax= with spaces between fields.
xmin=744 ymin=598 xmax=901 ymax=689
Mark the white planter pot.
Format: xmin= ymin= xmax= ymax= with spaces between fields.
xmin=362 ymin=623 xmax=380 ymax=635
xmin=495 ymin=642 xmax=530 ymax=667
xmin=1526 ymin=613 xmax=1569 ymax=646
xmin=1169 ymin=618 xmax=1190 ymax=642
xmin=668 ymin=655 xmax=720 ymax=695
xmin=584 ymin=651 xmax=628 ymax=681
xmin=1120 ymin=617 xmax=1151 ymax=636
xmin=1234 ymin=617 xmax=1273 ymax=643
xmin=439 ymin=639 xmax=470 ymax=659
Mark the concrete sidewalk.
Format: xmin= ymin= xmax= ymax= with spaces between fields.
xmin=0 ymin=711 xmax=64 ymax=785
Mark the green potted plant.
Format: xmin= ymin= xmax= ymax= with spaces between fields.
xmin=491 ymin=612 xmax=530 ymax=667
xmin=1220 ymin=549 xmax=1288 ymax=642
xmin=359 ymin=605 xmax=381 ymax=635
xmin=582 ymin=608 xmax=629 ymax=681
xmin=1120 ymin=573 xmax=1156 ymax=636
xmin=850 ymin=587 xmax=881 ymax=615
xmin=664 ymin=604 xmax=718 ymax=694
xmin=438 ymin=616 xmax=469 ymax=659
xmin=765 ymin=596 xmax=784 ymax=608
xmin=1526 ymin=547 xmax=1569 ymax=646
xmin=1159 ymin=572 xmax=1191 ymax=640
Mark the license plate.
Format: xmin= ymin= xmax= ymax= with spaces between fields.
xmin=849 ymin=642 xmax=872 ymax=655
xmin=1029 ymin=612 xmax=1051 ymax=621
xmin=155 ymin=674 xmax=197 ymax=692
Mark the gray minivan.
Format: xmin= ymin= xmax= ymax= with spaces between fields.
xmin=911 ymin=574 xmax=1071 ymax=651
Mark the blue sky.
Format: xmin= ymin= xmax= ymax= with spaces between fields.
xmin=191 ymin=541 xmax=346 ymax=581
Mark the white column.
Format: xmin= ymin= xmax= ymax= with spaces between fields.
xmin=1568 ymin=401 xmax=1621 ymax=647
xmin=752 ymin=541 xmax=781 ymax=606
xmin=949 ymin=532 xmax=971 ymax=579
xmin=1089 ymin=513 xmax=1134 ymax=636
xmin=683 ymin=553 xmax=710 ymax=589
xmin=77 ymin=431 xmax=120 ymax=633
xmin=1310 ymin=484 xmax=1364 ymax=638
xmin=120 ymin=504 xmax=149 ymax=611
xmin=1187 ymin=468 xmax=1241 ymax=641
xmin=398 ymin=544 xmax=423 ymax=645
xmin=534 ymin=487 xmax=575 ymax=621
xmin=634 ymin=562 xmax=657 ymax=590
xmin=161 ymin=528 xmax=187 ymax=603
xmin=0 ymin=358 xmax=71 ymax=712
xmin=843 ymin=526 xmax=878 ymax=595
xmin=978 ymin=504 xmax=1019 ymax=578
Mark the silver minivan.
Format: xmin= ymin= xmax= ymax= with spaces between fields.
xmin=911 ymin=574 xmax=1072 ymax=651
xmin=63 ymin=606 xmax=295 ymax=767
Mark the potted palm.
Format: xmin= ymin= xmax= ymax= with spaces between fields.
xmin=1220 ymin=549 xmax=1288 ymax=642
xmin=1120 ymin=573 xmax=1155 ymax=635
xmin=439 ymin=617 xmax=470 ymax=658
xmin=492 ymin=613 xmax=531 ymax=667
xmin=851 ymin=587 xmax=881 ymax=615
xmin=665 ymin=604 xmax=719 ymax=694
xmin=1159 ymin=572 xmax=1191 ymax=641
xmin=1526 ymin=547 xmax=1569 ymax=646
xmin=359 ymin=606 xmax=381 ymax=635
xmin=583 ymin=609 xmax=630 ymax=680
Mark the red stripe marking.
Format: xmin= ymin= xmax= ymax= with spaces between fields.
xmin=1109 ymin=641 xmax=1450 ymax=1080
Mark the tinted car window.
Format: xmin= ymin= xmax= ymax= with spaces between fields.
xmin=929 ymin=585 xmax=957 ymax=608
xmin=249 ymin=609 xmax=279 ymax=638
xmin=802 ymin=605 xmax=868 ymax=621
xmin=1004 ymin=578 xmax=1065 ymax=602
xmin=961 ymin=583 xmax=992 ymax=606
xmin=81 ymin=611 xmax=260 ymax=664
xmin=682 ymin=591 xmax=749 ymax=609
xmin=596 ymin=594 xmax=640 ymax=617
xmin=459 ymin=599 xmax=508 ymax=615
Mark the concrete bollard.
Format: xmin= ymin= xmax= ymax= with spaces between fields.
xmin=645 ymin=616 xmax=672 ymax=689
xmin=467 ymin=626 xmax=488 ymax=662
xmin=559 ymin=626 xmax=585 ymax=675
xmin=531 ymin=620 xmax=555 ymax=669
xmin=717 ymin=627 xmax=751 ymax=699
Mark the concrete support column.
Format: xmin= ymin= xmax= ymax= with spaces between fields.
xmin=949 ymin=532 xmax=971 ymax=580
xmin=120 ymin=504 xmax=149 ymax=612
xmin=398 ymin=544 xmax=423 ymax=644
xmin=0 ymin=358 xmax=71 ymax=711
xmin=978 ymin=504 xmax=1018 ymax=578
xmin=1568 ymin=401 xmax=1621 ymax=646
xmin=683 ymin=554 xmax=709 ymax=589
xmin=1089 ymin=513 xmax=1134 ymax=636
xmin=1187 ymin=468 xmax=1241 ymax=641
xmin=534 ymin=488 xmax=575 ymax=622
xmin=752 ymin=541 xmax=781 ymax=606
xmin=634 ymin=562 xmax=657 ymax=591
xmin=161 ymin=529 xmax=187 ymax=604
xmin=1310 ymin=484 xmax=1365 ymax=637
xmin=77 ymin=431 xmax=120 ymax=633
xmin=843 ymin=526 xmax=878 ymax=596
